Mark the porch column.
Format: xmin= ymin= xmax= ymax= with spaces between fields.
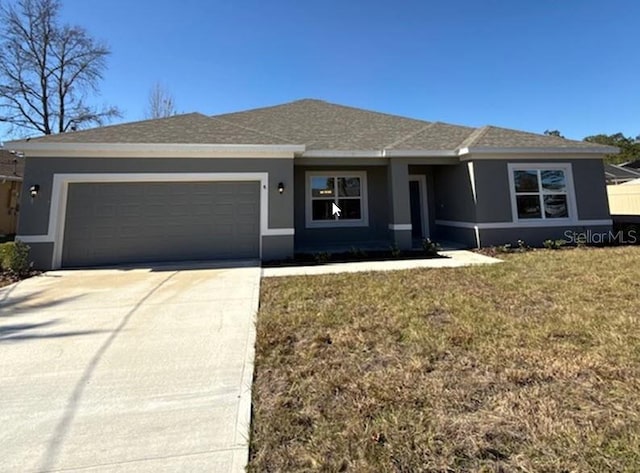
xmin=387 ymin=160 xmax=412 ymax=249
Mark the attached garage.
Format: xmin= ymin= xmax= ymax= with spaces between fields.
xmin=61 ymin=181 xmax=260 ymax=267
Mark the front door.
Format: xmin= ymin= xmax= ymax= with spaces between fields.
xmin=408 ymin=175 xmax=429 ymax=242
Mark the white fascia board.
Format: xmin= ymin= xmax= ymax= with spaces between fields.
xmin=7 ymin=142 xmax=305 ymax=158
xmin=0 ymin=175 xmax=23 ymax=182
xmin=383 ymin=149 xmax=457 ymax=157
xmin=301 ymin=150 xmax=384 ymax=158
xmin=458 ymin=146 xmax=618 ymax=158
xmin=301 ymin=149 xmax=458 ymax=158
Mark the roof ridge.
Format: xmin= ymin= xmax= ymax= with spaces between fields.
xmin=214 ymin=99 xmax=315 ymax=117
xmin=216 ymin=98 xmax=431 ymax=126
xmin=209 ymin=116 xmax=296 ymax=144
xmin=384 ymin=122 xmax=435 ymax=149
xmin=309 ymin=99 xmax=431 ymax=125
xmin=457 ymin=125 xmax=491 ymax=150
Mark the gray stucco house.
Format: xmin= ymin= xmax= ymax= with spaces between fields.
xmin=8 ymin=99 xmax=616 ymax=269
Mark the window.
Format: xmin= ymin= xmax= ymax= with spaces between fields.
xmin=306 ymin=171 xmax=368 ymax=227
xmin=509 ymin=164 xmax=575 ymax=222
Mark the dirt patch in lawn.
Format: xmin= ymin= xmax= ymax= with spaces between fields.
xmin=250 ymin=247 xmax=640 ymax=472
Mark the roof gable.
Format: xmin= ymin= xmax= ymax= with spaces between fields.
xmin=5 ymin=99 xmax=619 ymax=156
xmin=216 ymin=99 xmax=429 ymax=150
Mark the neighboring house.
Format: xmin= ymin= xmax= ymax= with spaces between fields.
xmin=622 ymin=159 xmax=640 ymax=170
xmin=8 ymin=99 xmax=617 ymax=270
xmin=604 ymin=163 xmax=640 ymax=185
xmin=0 ymin=149 xmax=24 ymax=236
xmin=608 ymin=178 xmax=640 ymax=216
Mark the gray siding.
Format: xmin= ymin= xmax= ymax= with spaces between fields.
xmin=434 ymin=225 xmax=477 ymax=247
xmin=18 ymin=157 xmax=294 ymax=236
xmin=472 ymin=159 xmax=611 ymax=223
xmin=572 ymin=159 xmax=610 ymax=219
xmin=22 ymin=242 xmax=54 ymax=270
xmin=433 ymin=164 xmax=476 ymax=222
xmin=262 ymin=235 xmax=294 ymax=261
xmin=18 ymin=156 xmax=294 ymax=269
xmin=294 ymin=165 xmax=390 ymax=251
xmin=472 ymin=160 xmax=512 ymax=223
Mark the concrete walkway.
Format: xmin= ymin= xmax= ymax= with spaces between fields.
xmin=0 ymin=262 xmax=260 ymax=472
xmin=262 ymin=250 xmax=502 ymax=277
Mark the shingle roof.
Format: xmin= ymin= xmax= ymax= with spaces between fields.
xmin=465 ymin=126 xmax=607 ymax=149
xmin=385 ymin=122 xmax=477 ymax=150
xmin=216 ymin=99 xmax=429 ymax=150
xmin=20 ymin=113 xmax=292 ymax=145
xmin=605 ymin=163 xmax=640 ymax=181
xmin=7 ymin=99 xmax=617 ymax=154
xmin=0 ymin=149 xmax=24 ymax=179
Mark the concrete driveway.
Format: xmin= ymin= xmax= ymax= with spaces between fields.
xmin=0 ymin=262 xmax=261 ymax=472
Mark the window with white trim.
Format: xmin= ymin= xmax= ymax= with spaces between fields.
xmin=510 ymin=165 xmax=573 ymax=221
xmin=306 ymin=171 xmax=368 ymax=227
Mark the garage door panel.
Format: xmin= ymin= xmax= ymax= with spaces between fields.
xmin=62 ymin=181 xmax=260 ymax=267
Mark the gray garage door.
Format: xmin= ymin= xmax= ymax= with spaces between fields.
xmin=62 ymin=181 xmax=260 ymax=267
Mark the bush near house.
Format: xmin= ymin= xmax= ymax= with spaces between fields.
xmin=0 ymin=240 xmax=32 ymax=282
xmin=250 ymin=247 xmax=640 ymax=472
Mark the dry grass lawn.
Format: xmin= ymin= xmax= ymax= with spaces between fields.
xmin=250 ymin=247 xmax=640 ymax=472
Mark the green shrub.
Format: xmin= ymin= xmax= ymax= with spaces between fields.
xmin=495 ymin=243 xmax=513 ymax=253
xmin=313 ymin=251 xmax=331 ymax=264
xmin=348 ymin=246 xmax=367 ymax=258
xmin=388 ymin=244 xmax=401 ymax=257
xmin=421 ymin=238 xmax=441 ymax=256
xmin=543 ymin=239 xmax=567 ymax=250
xmin=0 ymin=240 xmax=32 ymax=276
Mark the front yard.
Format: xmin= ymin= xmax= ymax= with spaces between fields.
xmin=250 ymin=247 xmax=640 ymax=472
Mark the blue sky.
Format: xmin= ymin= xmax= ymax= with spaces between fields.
xmin=6 ymin=0 xmax=640 ymax=141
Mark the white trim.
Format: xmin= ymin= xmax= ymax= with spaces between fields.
xmin=262 ymin=228 xmax=295 ymax=236
xmin=435 ymin=219 xmax=613 ymax=229
xmin=18 ymin=172 xmax=293 ymax=269
xmin=388 ymin=224 xmax=412 ymax=231
xmin=408 ymin=174 xmax=430 ymax=238
xmin=8 ymin=142 xmax=304 ymax=158
xmin=302 ymin=150 xmax=384 ymax=158
xmin=507 ymin=163 xmax=578 ymax=225
xmin=16 ymin=235 xmax=52 ymax=243
xmin=458 ymin=146 xmax=617 ymax=157
xmin=300 ymin=149 xmax=457 ymax=158
xmin=305 ymin=171 xmax=369 ymax=228
xmin=0 ymin=176 xmax=23 ymax=182
xmin=384 ymin=149 xmax=457 ymax=157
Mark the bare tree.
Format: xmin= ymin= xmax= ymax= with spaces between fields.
xmin=145 ymin=82 xmax=176 ymax=119
xmin=0 ymin=0 xmax=120 ymax=135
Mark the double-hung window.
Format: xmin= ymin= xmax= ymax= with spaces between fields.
xmin=509 ymin=163 xmax=575 ymax=222
xmin=306 ymin=171 xmax=368 ymax=227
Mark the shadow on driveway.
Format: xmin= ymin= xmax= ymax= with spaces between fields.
xmin=38 ymin=270 xmax=180 ymax=472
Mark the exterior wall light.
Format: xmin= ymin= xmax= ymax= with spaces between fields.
xmin=30 ymin=184 xmax=40 ymax=198
xmin=277 ymin=182 xmax=285 ymax=194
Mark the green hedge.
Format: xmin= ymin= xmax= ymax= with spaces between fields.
xmin=0 ymin=241 xmax=32 ymax=276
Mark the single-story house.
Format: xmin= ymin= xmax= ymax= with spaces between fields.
xmin=8 ymin=99 xmax=617 ymax=270
xmin=0 ymin=149 xmax=23 ymax=236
